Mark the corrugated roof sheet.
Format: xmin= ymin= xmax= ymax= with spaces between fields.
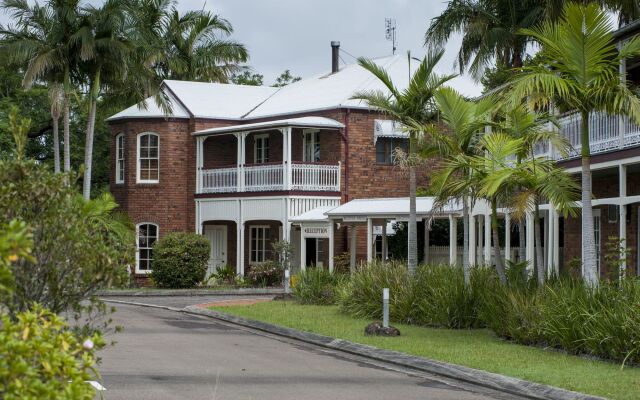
xmin=193 ymin=116 xmax=344 ymax=136
xmin=325 ymin=197 xmax=461 ymax=218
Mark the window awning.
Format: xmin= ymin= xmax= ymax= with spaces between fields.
xmin=374 ymin=119 xmax=408 ymax=144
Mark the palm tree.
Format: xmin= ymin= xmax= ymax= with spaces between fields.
xmin=77 ymin=0 xmax=130 ymax=199
xmin=424 ymin=0 xmax=547 ymax=79
xmin=352 ymin=51 xmax=456 ymax=276
xmin=428 ymin=87 xmax=493 ymax=284
xmin=48 ymin=82 xmax=63 ymax=172
xmin=500 ymin=105 xmax=574 ymax=283
xmin=0 ymin=0 xmax=85 ymax=173
xmin=508 ymin=2 xmax=640 ymax=286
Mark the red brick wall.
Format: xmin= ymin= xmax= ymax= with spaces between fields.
xmin=203 ymin=135 xmax=237 ymax=168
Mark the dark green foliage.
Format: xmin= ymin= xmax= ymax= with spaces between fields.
xmin=151 ymin=232 xmax=210 ymax=288
xmin=213 ymin=264 xmax=236 ymax=285
xmin=0 ymin=159 xmax=133 ymax=314
xmin=247 ymin=261 xmax=283 ymax=287
xmin=293 ymin=268 xmax=345 ymax=305
xmin=337 ymin=261 xmax=417 ymax=323
xmin=413 ymin=265 xmax=479 ymax=328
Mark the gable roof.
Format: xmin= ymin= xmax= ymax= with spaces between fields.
xmin=107 ymin=55 xmax=429 ymax=122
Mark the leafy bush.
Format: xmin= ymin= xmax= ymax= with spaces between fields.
xmin=337 ymin=261 xmax=416 ymax=323
xmin=247 ymin=261 xmax=283 ymax=287
xmin=0 ymin=160 xmax=133 ymax=315
xmin=293 ymin=268 xmax=345 ymax=305
xmin=0 ymin=305 xmax=104 ymax=400
xmin=213 ymin=265 xmax=236 ymax=285
xmin=151 ymin=232 xmax=210 ymax=288
xmin=414 ymin=264 xmax=479 ymax=328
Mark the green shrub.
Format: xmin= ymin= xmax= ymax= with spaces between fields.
xmin=0 ymin=160 xmax=133 ymax=315
xmin=293 ymin=268 xmax=345 ymax=305
xmin=247 ymin=261 xmax=283 ymax=287
xmin=337 ymin=261 xmax=416 ymax=323
xmin=414 ymin=264 xmax=479 ymax=328
xmin=0 ymin=305 xmax=104 ymax=400
xmin=213 ymin=265 xmax=236 ymax=285
xmin=151 ymin=232 xmax=210 ymax=288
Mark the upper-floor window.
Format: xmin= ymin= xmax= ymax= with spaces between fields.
xmin=254 ymin=134 xmax=269 ymax=164
xmin=376 ymin=137 xmax=408 ymax=165
xmin=303 ymin=130 xmax=320 ymax=162
xmin=115 ymin=133 xmax=125 ymax=184
xmin=136 ymin=223 xmax=158 ymax=273
xmin=137 ymin=133 xmax=159 ymax=183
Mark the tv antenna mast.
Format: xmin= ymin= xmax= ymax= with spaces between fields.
xmin=385 ymin=18 xmax=397 ymax=54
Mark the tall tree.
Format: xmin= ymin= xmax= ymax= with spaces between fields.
xmin=429 ymin=87 xmax=493 ymax=284
xmin=508 ymin=2 xmax=640 ymax=286
xmin=0 ymin=0 xmax=85 ymax=173
xmin=77 ymin=0 xmax=130 ymax=199
xmin=352 ymin=51 xmax=456 ymax=276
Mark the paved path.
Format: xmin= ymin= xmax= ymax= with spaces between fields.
xmin=98 ymin=301 xmax=520 ymax=400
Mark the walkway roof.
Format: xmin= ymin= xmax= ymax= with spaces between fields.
xmin=192 ymin=116 xmax=344 ymax=136
xmin=325 ymin=197 xmax=461 ymax=220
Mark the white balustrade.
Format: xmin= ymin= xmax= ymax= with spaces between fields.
xmin=200 ymin=167 xmax=237 ymax=193
xmin=198 ymin=162 xmax=340 ymax=193
xmin=291 ymin=163 xmax=340 ymax=191
xmin=244 ymin=164 xmax=284 ymax=192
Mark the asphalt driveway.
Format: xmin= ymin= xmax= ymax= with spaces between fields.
xmin=97 ymin=301 xmax=519 ymax=400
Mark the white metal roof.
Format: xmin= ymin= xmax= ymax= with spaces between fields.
xmin=106 ymin=94 xmax=191 ymax=121
xmin=325 ymin=197 xmax=461 ymax=219
xmin=193 ymin=116 xmax=344 ymax=136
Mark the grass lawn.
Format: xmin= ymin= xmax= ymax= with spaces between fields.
xmin=211 ymin=301 xmax=640 ymax=400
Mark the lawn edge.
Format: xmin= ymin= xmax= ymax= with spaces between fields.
xmin=98 ymin=287 xmax=284 ymax=297
xmin=185 ymin=305 xmax=604 ymax=400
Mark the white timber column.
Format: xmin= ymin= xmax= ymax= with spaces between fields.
xmin=195 ymin=136 xmax=204 ymax=193
xmin=424 ymin=219 xmax=430 ymax=265
xmin=544 ymin=210 xmax=550 ymax=273
xmin=469 ymin=215 xmax=476 ymax=265
xmin=237 ymin=222 xmax=245 ymax=276
xmin=282 ymin=127 xmax=293 ymax=190
xmin=366 ymin=218 xmax=373 ymax=262
xmin=300 ymin=229 xmax=307 ymax=272
xmin=449 ymin=215 xmax=457 ymax=265
xmin=505 ymin=213 xmax=511 ymax=263
xmin=526 ymin=211 xmax=535 ymax=270
xmin=328 ymin=222 xmax=335 ymax=272
xmin=477 ymin=215 xmax=484 ymax=264
xmin=620 ymin=164 xmax=627 ymax=277
xmin=382 ymin=221 xmax=388 ymax=260
xmin=553 ymin=208 xmax=560 ymax=274
xmin=484 ymin=212 xmax=491 ymax=265
xmin=237 ymin=132 xmax=247 ymax=191
xmin=350 ymin=225 xmax=357 ymax=273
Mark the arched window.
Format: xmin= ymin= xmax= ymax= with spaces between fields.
xmin=136 ymin=223 xmax=158 ymax=273
xmin=137 ymin=133 xmax=159 ymax=183
xmin=115 ymin=133 xmax=125 ymax=184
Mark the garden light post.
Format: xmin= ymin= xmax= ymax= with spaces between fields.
xmin=284 ymin=269 xmax=290 ymax=294
xmin=383 ymin=288 xmax=389 ymax=328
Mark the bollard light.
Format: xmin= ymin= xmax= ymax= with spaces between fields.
xmin=284 ymin=269 xmax=291 ymax=294
xmin=383 ymin=288 xmax=389 ymax=328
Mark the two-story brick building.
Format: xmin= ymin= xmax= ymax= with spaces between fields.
xmin=108 ymin=46 xmax=429 ymax=281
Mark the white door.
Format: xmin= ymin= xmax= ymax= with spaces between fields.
xmin=204 ymin=225 xmax=227 ymax=277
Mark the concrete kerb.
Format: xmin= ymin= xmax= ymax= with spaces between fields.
xmin=103 ymin=299 xmax=604 ymax=400
xmin=98 ymin=288 xmax=285 ymax=297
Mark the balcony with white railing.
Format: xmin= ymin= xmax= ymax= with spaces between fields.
xmin=197 ymin=162 xmax=341 ymax=194
xmin=533 ymin=112 xmax=640 ymax=160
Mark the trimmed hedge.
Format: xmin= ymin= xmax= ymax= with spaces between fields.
xmin=151 ymin=232 xmax=210 ymax=288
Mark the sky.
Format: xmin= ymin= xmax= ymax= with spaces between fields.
xmin=202 ymin=0 xmax=483 ymax=97
xmin=0 ymin=0 xmax=484 ymax=97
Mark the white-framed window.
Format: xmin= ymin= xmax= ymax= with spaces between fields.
xmin=115 ymin=133 xmax=125 ymax=184
xmin=136 ymin=223 xmax=158 ymax=273
xmin=303 ymin=129 xmax=320 ymax=162
xmin=137 ymin=132 xmax=159 ymax=183
xmin=249 ymin=225 xmax=270 ymax=263
xmin=254 ymin=134 xmax=269 ymax=164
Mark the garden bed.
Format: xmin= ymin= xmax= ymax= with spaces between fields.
xmin=210 ymin=301 xmax=640 ymax=400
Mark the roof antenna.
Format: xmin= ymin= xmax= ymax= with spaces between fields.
xmin=385 ymin=18 xmax=397 ymax=55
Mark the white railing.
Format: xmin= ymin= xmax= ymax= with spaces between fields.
xmin=198 ymin=162 xmax=341 ymax=194
xmin=244 ymin=164 xmax=284 ymax=192
xmin=533 ymin=112 xmax=640 ymax=159
xmin=291 ymin=163 xmax=341 ymax=191
xmin=200 ymin=167 xmax=237 ymax=193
